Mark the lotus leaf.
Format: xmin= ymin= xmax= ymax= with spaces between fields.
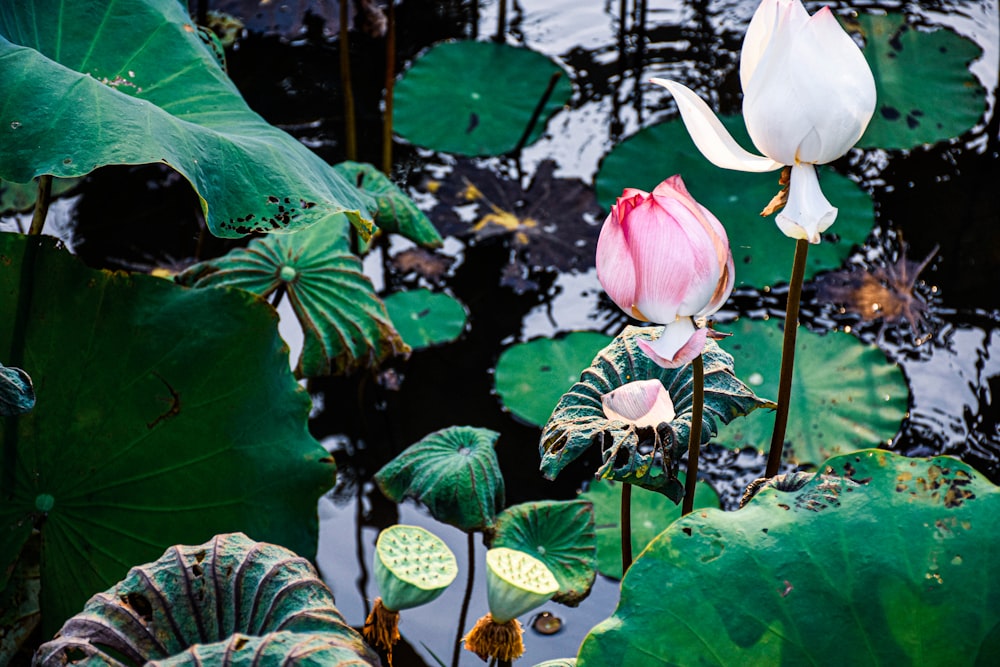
xmin=539 ymin=327 xmax=773 ymax=499
xmin=0 ymin=0 xmax=375 ymax=239
xmin=495 ymin=332 xmax=614 ymax=427
xmin=35 ymin=533 xmax=378 ymax=666
xmin=0 ymin=234 xmax=335 ymax=634
xmin=175 ymin=218 xmax=407 ymax=377
xmin=595 ymin=117 xmax=874 ymax=289
xmin=383 ymin=289 xmax=468 ymax=350
xmin=489 ymin=500 xmax=597 ymax=606
xmin=374 ymin=426 xmax=505 ymax=532
xmin=578 ymin=450 xmax=1000 ymax=665
xmin=852 ymin=13 xmax=986 ymax=150
xmin=0 ymin=362 xmax=34 ymax=416
xmin=393 ymin=41 xmax=573 ymax=156
xmin=580 ymin=475 xmax=720 ymax=580
xmin=715 ymin=318 xmax=909 ymax=467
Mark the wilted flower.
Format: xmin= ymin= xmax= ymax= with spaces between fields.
xmin=651 ymin=0 xmax=876 ymax=243
xmin=596 ymin=175 xmax=734 ymax=367
xmin=602 ymin=379 xmax=675 ymax=428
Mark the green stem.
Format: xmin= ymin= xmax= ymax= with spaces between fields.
xmin=511 ymin=71 xmax=561 ymax=156
xmin=620 ymin=482 xmax=632 ymax=575
xmin=29 ymin=174 xmax=53 ymax=236
xmin=682 ymin=354 xmax=704 ymax=516
xmin=451 ymin=531 xmax=476 ymax=667
xmin=494 ymin=0 xmax=506 ymax=42
xmin=339 ymin=0 xmax=357 ymax=161
xmin=765 ymin=238 xmax=810 ymax=478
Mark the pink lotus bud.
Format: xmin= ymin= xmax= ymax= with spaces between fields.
xmin=602 ymin=379 xmax=675 ymax=428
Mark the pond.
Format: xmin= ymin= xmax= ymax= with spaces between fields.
xmin=2 ymin=0 xmax=997 ymax=664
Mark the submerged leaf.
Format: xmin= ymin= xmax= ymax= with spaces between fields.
xmin=540 ymin=327 xmax=772 ymax=499
xmin=374 ymin=426 xmax=505 ymax=532
xmin=176 ymin=218 xmax=408 ymax=377
xmin=578 ymin=450 xmax=1000 ymax=665
xmin=0 ymin=0 xmax=375 ymax=239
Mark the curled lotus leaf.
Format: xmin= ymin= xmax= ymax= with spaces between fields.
xmin=374 ymin=426 xmax=505 ymax=533
xmin=0 ymin=362 xmax=34 ymax=416
xmin=539 ymin=326 xmax=773 ymax=500
xmin=34 ymin=533 xmax=379 ymax=666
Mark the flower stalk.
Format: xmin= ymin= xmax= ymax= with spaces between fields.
xmin=621 ymin=483 xmax=632 ymax=574
xmin=682 ymin=354 xmax=705 ymax=515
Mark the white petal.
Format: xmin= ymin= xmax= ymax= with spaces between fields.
xmin=651 ymin=78 xmax=784 ymax=173
xmin=602 ymin=379 xmax=676 ymax=428
xmin=775 ymin=164 xmax=837 ymax=243
xmin=740 ymin=0 xmax=780 ymax=91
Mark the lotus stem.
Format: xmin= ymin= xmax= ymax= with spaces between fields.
xmin=512 ymin=71 xmax=562 ymax=156
xmin=494 ymin=0 xmax=506 ymax=43
xmin=765 ymin=238 xmax=810 ymax=478
xmin=682 ymin=354 xmax=704 ymax=516
xmin=463 ymin=614 xmax=524 ymax=663
xmin=620 ymin=482 xmax=633 ymax=574
xmin=29 ymin=174 xmax=52 ymax=236
xmin=339 ymin=0 xmax=357 ymax=161
xmin=362 ymin=597 xmax=400 ymax=666
xmin=270 ymin=285 xmax=286 ymax=309
xmin=451 ymin=531 xmax=476 ymax=667
xmin=381 ymin=0 xmax=396 ymax=175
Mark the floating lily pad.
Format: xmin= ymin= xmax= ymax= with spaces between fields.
xmin=580 ymin=476 xmax=720 ymax=580
xmin=495 ymin=332 xmax=613 ymax=427
xmin=714 ymin=318 xmax=909 ymax=467
xmin=595 ymin=117 xmax=875 ymax=288
xmin=578 ymin=450 xmax=1000 ymax=665
xmin=489 ymin=500 xmax=597 ymax=606
xmin=374 ymin=426 xmax=505 ymax=532
xmin=0 ymin=0 xmax=375 ymax=239
xmin=393 ymin=41 xmax=573 ymax=156
xmin=850 ymin=13 xmax=986 ymax=150
xmin=383 ymin=289 xmax=467 ymax=349
xmin=0 ymin=362 xmax=34 ymax=416
xmin=539 ymin=327 xmax=772 ymax=499
xmin=176 ymin=217 xmax=407 ymax=377
xmin=0 ymin=234 xmax=335 ymax=634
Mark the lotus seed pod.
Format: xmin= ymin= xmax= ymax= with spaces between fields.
xmin=485 ymin=547 xmax=559 ymax=623
xmin=374 ymin=524 xmax=458 ymax=611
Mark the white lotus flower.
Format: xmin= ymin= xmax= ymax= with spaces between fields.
xmin=652 ymin=0 xmax=876 ymax=243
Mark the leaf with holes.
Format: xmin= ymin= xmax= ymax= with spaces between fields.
xmin=851 ymin=13 xmax=986 ymax=150
xmin=393 ymin=41 xmax=573 ymax=156
xmin=580 ymin=475 xmax=719 ymax=580
xmin=0 ymin=234 xmax=335 ymax=635
xmin=595 ymin=117 xmax=874 ymax=289
xmin=0 ymin=0 xmax=375 ymax=239
xmin=578 ymin=450 xmax=1000 ymax=665
xmin=713 ymin=318 xmax=908 ymax=467
xmin=176 ymin=218 xmax=407 ymax=377
xmin=539 ymin=327 xmax=773 ymax=500
xmin=374 ymin=426 xmax=505 ymax=533
xmin=35 ymin=533 xmax=378 ymax=666
xmin=383 ymin=289 xmax=467 ymax=350
xmin=489 ymin=500 xmax=597 ymax=606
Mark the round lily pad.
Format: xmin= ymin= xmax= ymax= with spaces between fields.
xmin=580 ymin=476 xmax=720 ymax=580
xmin=383 ymin=289 xmax=468 ymax=350
xmin=851 ymin=13 xmax=987 ymax=150
xmin=714 ymin=318 xmax=909 ymax=467
xmin=578 ymin=450 xmax=1000 ymax=665
xmin=595 ymin=117 xmax=875 ymax=289
xmin=393 ymin=41 xmax=573 ymax=156
xmin=495 ymin=332 xmax=613 ymax=427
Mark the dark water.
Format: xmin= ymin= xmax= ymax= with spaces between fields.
xmin=6 ymin=0 xmax=996 ymax=664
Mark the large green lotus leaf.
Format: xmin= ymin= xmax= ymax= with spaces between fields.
xmin=35 ymin=533 xmax=377 ymax=665
xmin=714 ymin=318 xmax=908 ymax=467
xmin=578 ymin=450 xmax=1000 ymax=665
xmin=489 ymin=500 xmax=597 ymax=606
xmin=332 ymin=161 xmax=442 ymax=248
xmin=145 ymin=633 xmax=379 ymax=666
xmin=374 ymin=426 xmax=505 ymax=533
xmin=175 ymin=218 xmax=408 ymax=378
xmin=0 ymin=234 xmax=335 ymax=634
xmin=495 ymin=332 xmax=614 ymax=427
xmin=852 ymin=13 xmax=986 ymax=150
xmin=595 ymin=117 xmax=874 ymax=288
xmin=0 ymin=0 xmax=375 ymax=239
xmin=393 ymin=41 xmax=573 ymax=156
xmin=580 ymin=475 xmax=719 ymax=581
xmin=383 ymin=289 xmax=467 ymax=350
xmin=0 ymin=362 xmax=34 ymax=416
xmin=539 ymin=327 xmax=773 ymax=499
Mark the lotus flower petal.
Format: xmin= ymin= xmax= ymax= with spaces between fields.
xmin=636 ymin=317 xmax=709 ymax=369
xmin=776 ymin=164 xmax=837 ymax=243
xmin=596 ymin=204 xmax=640 ymax=317
xmin=602 ymin=379 xmax=676 ymax=428
xmin=650 ymin=78 xmax=784 ymax=173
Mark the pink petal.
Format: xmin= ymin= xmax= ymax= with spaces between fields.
xmin=775 ymin=163 xmax=837 ymax=243
xmin=596 ymin=208 xmax=639 ymax=316
xmin=602 ymin=379 xmax=676 ymax=428
xmin=637 ymin=318 xmax=709 ymax=369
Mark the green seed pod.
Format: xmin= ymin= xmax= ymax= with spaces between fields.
xmin=374 ymin=525 xmax=458 ymax=612
xmin=485 ymin=547 xmax=559 ymax=623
